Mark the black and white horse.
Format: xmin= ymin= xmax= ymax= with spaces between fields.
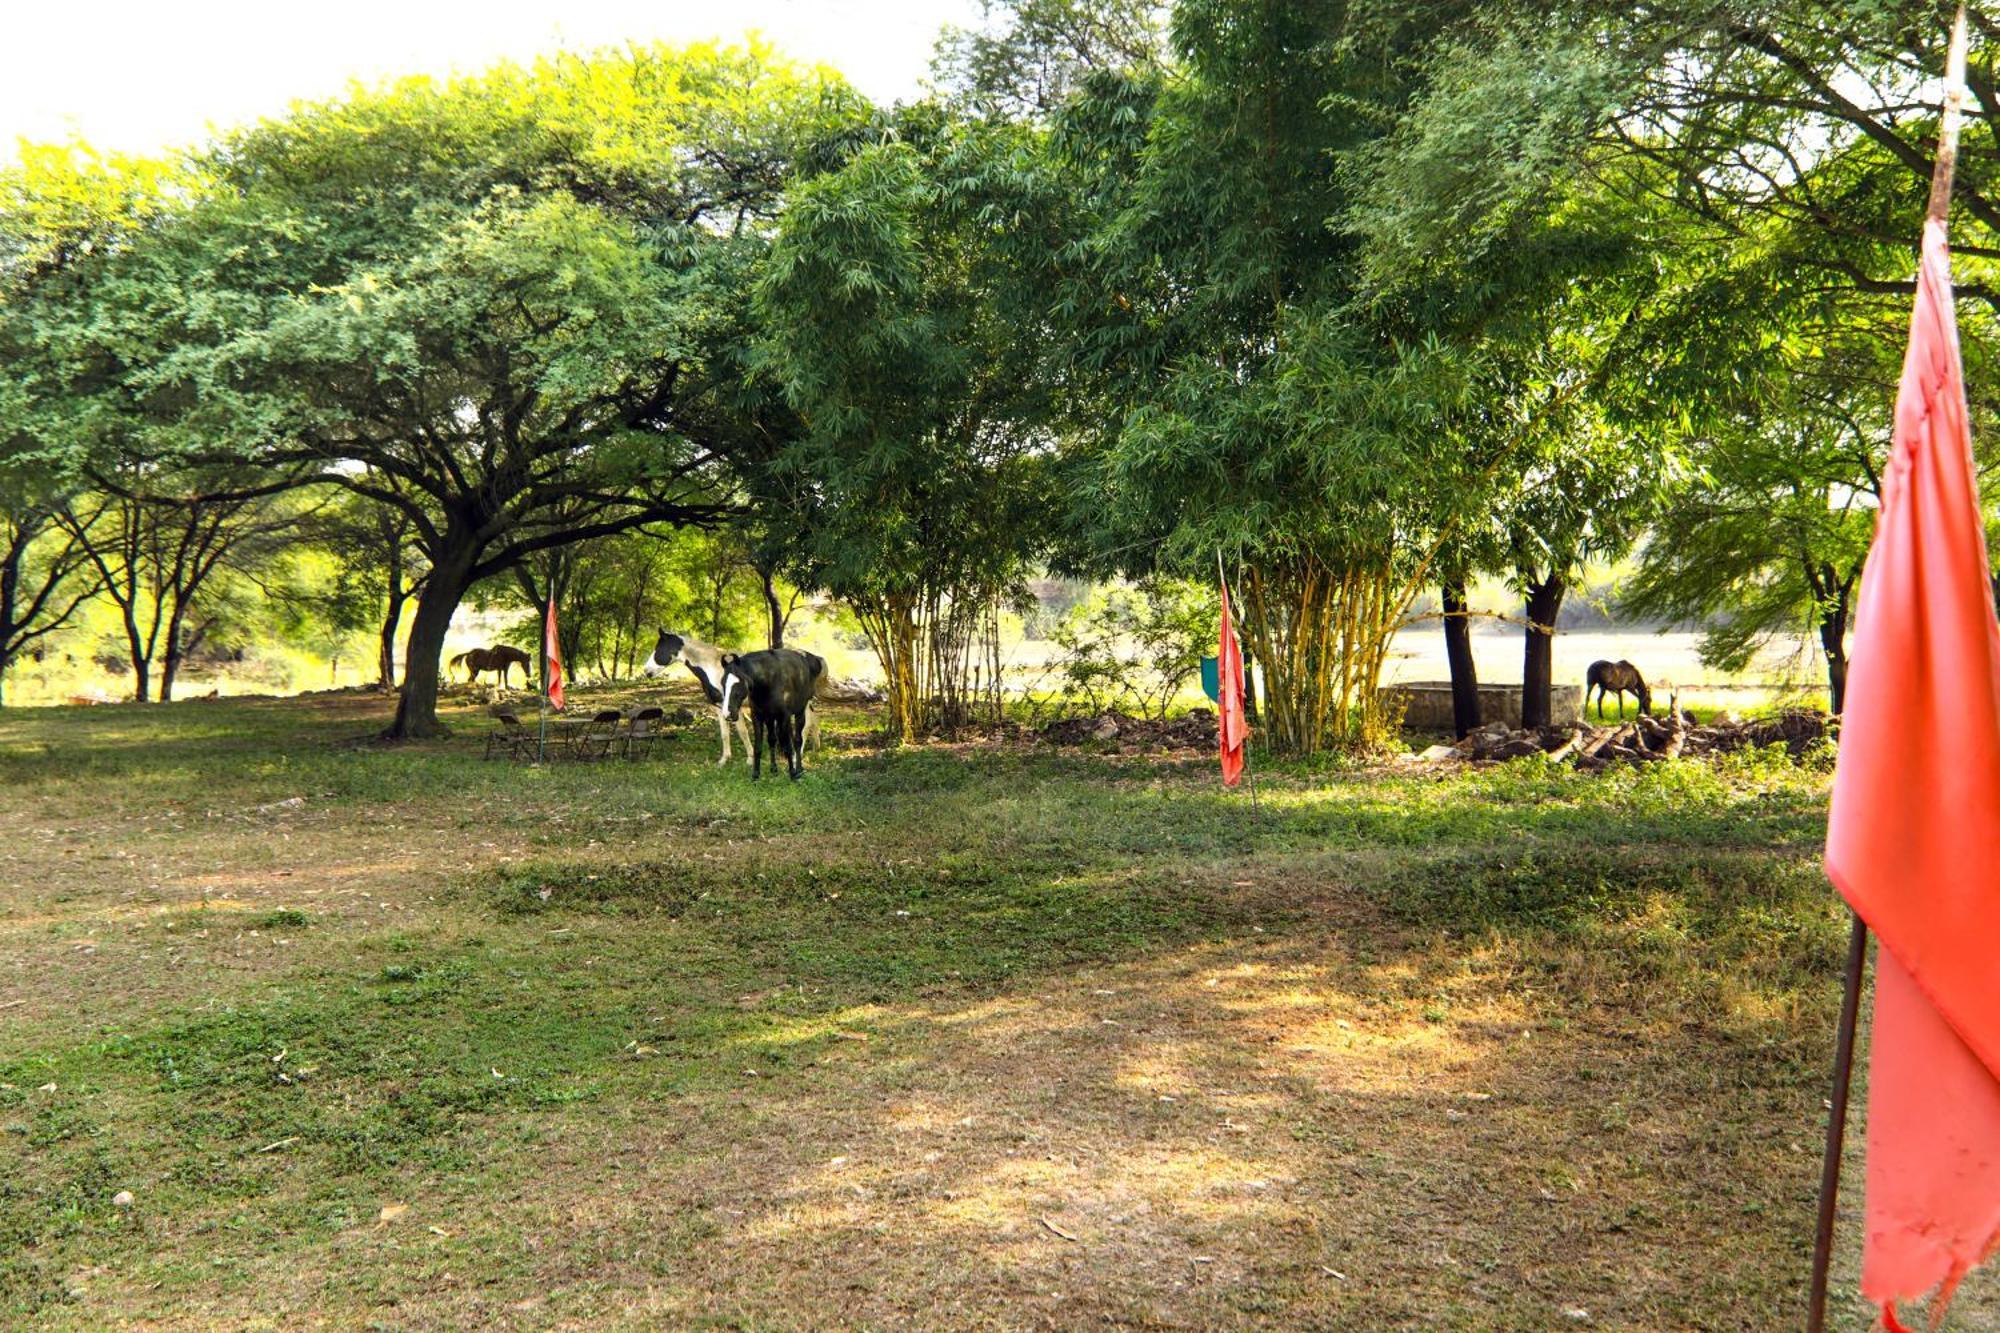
xmin=722 ymin=648 xmax=826 ymax=780
xmin=648 ymin=629 xmax=819 ymax=764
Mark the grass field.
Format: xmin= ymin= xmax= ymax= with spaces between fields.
xmin=0 ymin=683 xmax=1951 ymax=1329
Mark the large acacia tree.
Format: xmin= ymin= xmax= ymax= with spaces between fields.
xmin=58 ymin=44 xmax=864 ymax=736
xmin=0 ymin=146 xmax=179 ymax=703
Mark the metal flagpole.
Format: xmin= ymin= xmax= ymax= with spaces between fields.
xmin=538 ymin=598 xmax=549 ymax=766
xmin=1806 ymin=914 xmax=1869 ymax=1332
xmin=1805 ymin=8 xmax=1967 ymax=1329
xmin=1217 ymin=550 xmax=1260 ymax=817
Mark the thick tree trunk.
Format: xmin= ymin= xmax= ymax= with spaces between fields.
xmin=378 ymin=546 xmax=405 ymax=689
xmin=0 ymin=544 xmax=18 ymax=707
xmin=160 ymin=608 xmax=190 ymax=703
xmin=388 ymin=544 xmax=474 ymax=739
xmin=378 ymin=604 xmax=402 ymax=690
xmin=1441 ymin=570 xmax=1480 ymax=739
xmin=1520 ymin=572 xmax=1566 ymax=730
xmin=122 ymin=612 xmax=152 ymax=703
xmin=1821 ymin=587 xmax=1852 ymax=716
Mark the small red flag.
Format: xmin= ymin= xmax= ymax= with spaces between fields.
xmin=544 ymin=599 xmax=565 ymax=712
xmin=1825 ymin=216 xmax=2000 ymax=1326
xmin=1218 ymin=578 xmax=1246 ymax=788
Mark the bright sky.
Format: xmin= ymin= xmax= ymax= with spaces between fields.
xmin=0 ymin=0 xmax=981 ymax=163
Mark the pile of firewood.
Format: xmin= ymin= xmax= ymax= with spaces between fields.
xmin=1408 ymin=708 xmax=1830 ymax=772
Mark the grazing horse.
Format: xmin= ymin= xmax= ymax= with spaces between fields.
xmin=1586 ymin=659 xmax=1652 ymax=719
xmin=451 ymin=645 xmax=534 ymax=688
xmin=721 ymin=648 xmax=826 ymax=781
xmin=649 ymin=629 xmax=820 ymax=765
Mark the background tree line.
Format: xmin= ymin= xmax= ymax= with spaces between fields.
xmin=3 ymin=2 xmax=1991 ymax=742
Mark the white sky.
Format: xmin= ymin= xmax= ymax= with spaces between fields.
xmin=0 ymin=0 xmax=981 ymax=164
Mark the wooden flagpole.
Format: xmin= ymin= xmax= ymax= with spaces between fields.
xmin=1805 ymin=8 xmax=1967 ymax=1329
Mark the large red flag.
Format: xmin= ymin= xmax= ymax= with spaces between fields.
xmin=1218 ymin=578 xmax=1246 ymax=788
xmin=544 ymin=599 xmax=565 ymax=712
xmin=1825 ymin=216 xmax=2000 ymax=1327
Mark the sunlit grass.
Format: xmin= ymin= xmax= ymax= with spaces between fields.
xmin=0 ymin=687 xmax=1876 ymax=1328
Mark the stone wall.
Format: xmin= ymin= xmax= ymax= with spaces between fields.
xmin=1380 ymin=681 xmax=1582 ymax=730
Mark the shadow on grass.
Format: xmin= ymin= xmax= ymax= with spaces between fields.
xmin=0 ymin=690 xmax=1851 ymax=1324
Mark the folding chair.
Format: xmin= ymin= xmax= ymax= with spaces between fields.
xmin=622 ymin=706 xmax=665 ymax=760
xmin=563 ymin=709 xmax=626 ymax=762
xmin=484 ymin=709 xmax=535 ymax=761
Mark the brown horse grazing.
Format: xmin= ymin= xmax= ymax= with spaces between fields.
xmin=1586 ymin=660 xmax=1652 ymax=719
xmin=451 ymin=645 xmax=534 ymax=688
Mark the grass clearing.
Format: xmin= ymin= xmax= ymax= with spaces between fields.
xmin=0 ymin=684 xmax=1959 ymax=1328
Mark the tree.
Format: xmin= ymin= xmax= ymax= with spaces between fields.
xmin=1049 ymin=1 xmax=1499 ymax=750
xmin=0 ymin=144 xmax=174 ymax=704
xmin=755 ymin=108 xmax=1063 ymax=738
xmin=1345 ymin=1 xmax=2000 ymax=715
xmin=933 ymin=0 xmax=1167 ymax=119
xmin=1615 ymin=252 xmax=1922 ymax=714
xmin=57 ymin=475 xmax=294 ymax=702
xmin=303 ymin=491 xmax=430 ymax=690
xmin=0 ymin=470 xmax=100 ymax=705
xmin=62 ymin=44 xmax=864 ymax=736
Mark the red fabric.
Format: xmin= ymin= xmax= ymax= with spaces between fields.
xmin=1825 ymin=217 xmax=2000 ymax=1323
xmin=544 ymin=599 xmax=565 ymax=712
xmin=1218 ymin=579 xmax=1246 ymax=788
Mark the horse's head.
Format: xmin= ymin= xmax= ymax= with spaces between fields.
xmin=647 ymin=629 xmax=686 ymax=676
xmin=1635 ymin=678 xmax=1654 ymax=716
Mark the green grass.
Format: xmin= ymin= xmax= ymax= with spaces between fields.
xmin=0 ymin=686 xmax=1914 ymax=1329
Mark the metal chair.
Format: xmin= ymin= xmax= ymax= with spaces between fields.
xmin=621 ymin=706 xmax=665 ymax=760
xmin=484 ymin=709 xmax=535 ymax=761
xmin=563 ymin=709 xmax=626 ymax=762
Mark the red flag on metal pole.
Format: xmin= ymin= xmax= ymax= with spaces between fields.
xmin=1218 ymin=569 xmax=1246 ymax=789
xmin=544 ymin=598 xmax=565 ymax=713
xmin=1821 ymin=12 xmax=2000 ymax=1326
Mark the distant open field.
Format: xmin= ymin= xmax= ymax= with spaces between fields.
xmin=1 ymin=683 xmax=1970 ymax=1329
xmin=1384 ymin=623 xmax=1829 ymax=712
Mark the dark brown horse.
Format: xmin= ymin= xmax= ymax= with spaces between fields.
xmin=1586 ymin=660 xmax=1651 ymax=719
xmin=451 ymin=645 xmax=533 ymax=688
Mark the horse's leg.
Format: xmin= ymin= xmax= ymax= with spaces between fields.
xmin=715 ymin=707 xmax=731 ymax=765
xmin=788 ymin=708 xmax=806 ymax=778
xmin=1617 ymin=689 xmax=1626 ymax=719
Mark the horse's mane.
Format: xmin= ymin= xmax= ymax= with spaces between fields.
xmin=666 ymin=629 xmax=727 ymax=664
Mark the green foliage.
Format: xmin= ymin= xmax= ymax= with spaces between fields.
xmin=933 ymin=0 xmax=1167 ymax=119
xmin=507 ymin=526 xmax=772 ymax=677
xmin=755 ymin=107 xmax=1067 ymax=734
xmin=1039 ymin=578 xmax=1215 ymax=718
xmin=19 ymin=42 xmax=870 ymax=735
